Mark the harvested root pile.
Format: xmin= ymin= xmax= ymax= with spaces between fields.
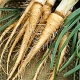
xmin=0 ymin=0 xmax=79 ymax=80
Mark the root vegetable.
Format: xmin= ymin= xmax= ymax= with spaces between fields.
xmin=7 ymin=18 xmax=29 ymax=74
xmin=0 ymin=0 xmax=34 ymax=68
xmin=9 ymin=0 xmax=79 ymax=79
xmin=33 ymin=1 xmax=56 ymax=79
xmin=49 ymin=32 xmax=69 ymax=80
xmin=40 ymin=0 xmax=56 ymax=23
xmin=6 ymin=0 xmax=46 ymax=80
xmin=57 ymin=32 xmax=69 ymax=71
xmin=7 ymin=0 xmax=56 ymax=79
xmin=6 ymin=14 xmax=27 ymax=73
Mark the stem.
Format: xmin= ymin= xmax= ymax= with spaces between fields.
xmin=56 ymin=0 xmax=79 ymax=16
xmin=47 ymin=0 xmax=56 ymax=6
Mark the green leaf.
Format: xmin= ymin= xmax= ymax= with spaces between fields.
xmin=59 ymin=37 xmax=80 ymax=72
xmin=64 ymin=8 xmax=80 ymax=25
xmin=73 ymin=58 xmax=79 ymax=80
xmin=63 ymin=38 xmax=80 ymax=77
xmin=76 ymin=39 xmax=80 ymax=58
xmin=0 ymin=8 xmax=22 ymax=11
xmin=64 ymin=64 xmax=80 ymax=77
xmin=59 ymin=51 xmax=76 ymax=72
xmin=0 ymin=15 xmax=20 ymax=32
xmin=55 ymin=23 xmax=80 ymax=70
xmin=70 ymin=32 xmax=78 ymax=55
xmin=0 ymin=11 xmax=19 ymax=23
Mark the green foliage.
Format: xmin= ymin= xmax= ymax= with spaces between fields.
xmin=0 ymin=8 xmax=22 ymax=31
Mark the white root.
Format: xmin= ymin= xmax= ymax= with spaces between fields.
xmin=49 ymin=32 xmax=69 ymax=80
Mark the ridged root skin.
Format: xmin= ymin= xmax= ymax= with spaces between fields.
xmin=7 ymin=2 xmax=43 ymax=80
xmin=0 ymin=0 xmax=34 ymax=73
xmin=41 ymin=3 xmax=52 ymax=23
xmin=12 ymin=12 xmax=64 ymax=80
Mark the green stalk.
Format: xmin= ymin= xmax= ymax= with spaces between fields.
xmin=70 ymin=32 xmax=78 ymax=55
xmin=73 ymin=58 xmax=79 ymax=80
xmin=59 ymin=51 xmax=76 ymax=72
xmin=64 ymin=59 xmax=80 ymax=77
xmin=0 ymin=8 xmax=22 ymax=11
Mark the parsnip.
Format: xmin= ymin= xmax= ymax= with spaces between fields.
xmin=7 ymin=0 xmax=53 ymax=73
xmin=33 ymin=1 xmax=56 ymax=79
xmin=49 ymin=32 xmax=69 ymax=80
xmin=9 ymin=0 xmax=79 ymax=79
xmin=6 ymin=0 xmax=46 ymax=80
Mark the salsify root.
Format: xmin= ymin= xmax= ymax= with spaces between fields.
xmin=6 ymin=0 xmax=54 ymax=73
xmin=11 ymin=0 xmax=78 ymax=80
xmin=7 ymin=0 xmax=56 ymax=78
xmin=33 ymin=49 xmax=49 ymax=80
xmin=7 ymin=19 xmax=29 ymax=74
xmin=40 ymin=0 xmax=56 ymax=23
xmin=0 ymin=0 xmax=34 ymax=68
xmin=33 ymin=1 xmax=56 ymax=79
xmin=49 ymin=32 xmax=69 ymax=80
xmin=6 ymin=0 xmax=46 ymax=80
xmin=57 ymin=32 xmax=69 ymax=71
xmin=6 ymin=15 xmax=29 ymax=71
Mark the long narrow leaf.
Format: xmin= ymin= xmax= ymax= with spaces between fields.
xmin=59 ymin=24 xmax=80 ymax=59
xmin=0 ymin=11 xmax=19 ymax=23
xmin=70 ymin=32 xmax=78 ymax=55
xmin=76 ymin=39 xmax=80 ymax=58
xmin=0 ymin=15 xmax=20 ymax=32
xmin=64 ymin=8 xmax=80 ymax=25
xmin=64 ymin=64 xmax=80 ymax=77
xmin=73 ymin=58 xmax=79 ymax=80
xmin=59 ymin=32 xmax=80 ymax=72
xmin=0 ymin=8 xmax=22 ymax=11
xmin=59 ymin=51 xmax=76 ymax=72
